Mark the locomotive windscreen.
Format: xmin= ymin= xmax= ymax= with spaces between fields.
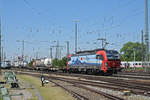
xmin=106 ymin=50 xmax=120 ymax=60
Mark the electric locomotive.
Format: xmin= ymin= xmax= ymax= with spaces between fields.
xmin=66 ymin=48 xmax=121 ymax=75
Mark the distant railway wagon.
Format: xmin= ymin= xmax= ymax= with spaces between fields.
xmin=32 ymin=58 xmax=52 ymax=70
xmin=121 ymin=61 xmax=150 ymax=68
xmin=66 ymin=49 xmax=121 ymax=75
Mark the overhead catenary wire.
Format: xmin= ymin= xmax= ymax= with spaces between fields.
xmin=85 ymin=9 xmax=144 ymax=51
xmin=23 ymin=0 xmax=41 ymax=15
xmin=19 ymin=0 xmax=146 ymax=56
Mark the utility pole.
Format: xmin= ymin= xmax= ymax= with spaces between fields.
xmin=56 ymin=40 xmax=59 ymax=59
xmin=22 ymin=40 xmax=24 ymax=61
xmin=4 ymin=52 xmax=6 ymax=64
xmin=145 ymin=0 xmax=149 ymax=62
xmin=66 ymin=41 xmax=69 ymax=57
xmin=52 ymin=40 xmax=59 ymax=59
xmin=0 ymin=16 xmax=2 ymax=68
xmin=74 ymin=20 xmax=78 ymax=53
xmin=50 ymin=47 xmax=53 ymax=59
xmin=32 ymin=48 xmax=35 ymax=59
xmin=17 ymin=40 xmax=25 ymax=61
xmin=141 ymin=30 xmax=144 ymax=67
xmin=59 ymin=47 xmax=63 ymax=59
xmin=36 ymin=51 xmax=38 ymax=59
xmin=97 ymin=38 xmax=106 ymax=49
xmin=51 ymin=41 xmax=64 ymax=60
xmin=133 ymin=49 xmax=136 ymax=63
xmin=1 ymin=47 xmax=3 ymax=63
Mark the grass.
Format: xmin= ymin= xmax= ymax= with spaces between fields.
xmin=122 ymin=67 xmax=146 ymax=72
xmin=28 ymin=88 xmax=38 ymax=100
xmin=18 ymin=78 xmax=39 ymax=100
xmin=0 ymin=91 xmax=2 ymax=100
xmin=18 ymin=75 xmax=75 ymax=100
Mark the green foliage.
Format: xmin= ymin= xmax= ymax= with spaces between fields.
xmin=61 ymin=57 xmax=67 ymax=67
xmin=52 ymin=57 xmax=67 ymax=68
xmin=52 ymin=58 xmax=59 ymax=67
xmin=120 ymin=42 xmax=146 ymax=61
xmin=0 ymin=90 xmax=2 ymax=100
xmin=28 ymin=60 xmax=34 ymax=67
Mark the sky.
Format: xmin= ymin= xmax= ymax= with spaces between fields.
xmin=0 ymin=0 xmax=149 ymax=60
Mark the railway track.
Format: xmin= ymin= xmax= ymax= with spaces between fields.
xmin=75 ymin=84 xmax=125 ymax=100
xmin=15 ymin=70 xmax=150 ymax=98
xmin=43 ymin=71 xmax=150 ymax=88
xmin=16 ymin=71 xmax=126 ymax=100
xmin=13 ymin=69 xmax=150 ymax=88
xmin=31 ymin=68 xmax=150 ymax=80
xmin=9 ymin=68 xmax=150 ymax=98
xmin=118 ymin=71 xmax=150 ymax=76
xmin=48 ymin=79 xmax=89 ymax=100
xmin=49 ymin=78 xmax=124 ymax=100
xmin=113 ymin=73 xmax=150 ymax=80
xmin=14 ymin=68 xmax=150 ymax=83
xmin=48 ymin=77 xmax=125 ymax=100
xmin=11 ymin=67 xmax=150 ymax=80
xmin=49 ymin=77 xmax=150 ymax=96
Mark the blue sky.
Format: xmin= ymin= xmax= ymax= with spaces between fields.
xmin=0 ymin=0 xmax=149 ymax=59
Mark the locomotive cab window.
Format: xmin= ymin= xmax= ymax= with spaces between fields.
xmin=96 ymin=55 xmax=104 ymax=60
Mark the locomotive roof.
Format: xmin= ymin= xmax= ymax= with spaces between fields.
xmin=74 ymin=48 xmax=105 ymax=55
xmin=71 ymin=48 xmax=119 ymax=56
xmin=70 ymin=49 xmax=119 ymax=57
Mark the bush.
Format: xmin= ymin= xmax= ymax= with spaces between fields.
xmin=52 ymin=57 xmax=67 ymax=68
xmin=28 ymin=60 xmax=34 ymax=67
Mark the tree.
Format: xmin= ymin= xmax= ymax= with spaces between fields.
xmin=28 ymin=60 xmax=34 ymax=67
xmin=61 ymin=57 xmax=67 ymax=67
xmin=120 ymin=42 xmax=146 ymax=61
xmin=52 ymin=57 xmax=67 ymax=68
xmin=52 ymin=58 xmax=59 ymax=67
